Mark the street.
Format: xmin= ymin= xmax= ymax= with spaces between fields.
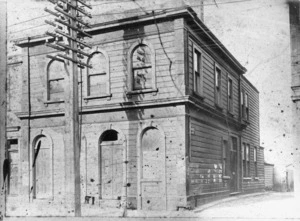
xmin=196 ymin=191 xmax=300 ymax=220
xmin=5 ymin=192 xmax=300 ymax=221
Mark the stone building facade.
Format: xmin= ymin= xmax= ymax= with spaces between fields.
xmin=3 ymin=6 xmax=263 ymax=218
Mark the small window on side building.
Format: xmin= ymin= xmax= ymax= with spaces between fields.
xmin=254 ymin=147 xmax=258 ymax=177
xmin=228 ymin=78 xmax=233 ymax=113
xmin=193 ymin=48 xmax=203 ymax=96
xmin=215 ymin=66 xmax=222 ymax=107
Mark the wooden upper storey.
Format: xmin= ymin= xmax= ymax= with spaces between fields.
xmin=13 ymin=7 xmax=258 ymax=126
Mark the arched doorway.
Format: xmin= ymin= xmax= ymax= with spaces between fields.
xmin=139 ymin=127 xmax=166 ymax=210
xmin=32 ymin=135 xmax=52 ymax=199
xmin=99 ymin=130 xmax=124 ymax=202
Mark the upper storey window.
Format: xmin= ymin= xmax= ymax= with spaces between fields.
xmin=86 ymin=50 xmax=111 ymax=99
xmin=132 ymin=45 xmax=152 ymax=90
xmin=228 ymin=78 xmax=233 ymax=113
xmin=127 ymin=41 xmax=157 ymax=95
xmin=47 ymin=60 xmax=65 ymax=102
xmin=193 ymin=47 xmax=203 ymax=96
xmin=215 ymin=65 xmax=222 ymax=107
xmin=241 ymin=91 xmax=249 ymax=120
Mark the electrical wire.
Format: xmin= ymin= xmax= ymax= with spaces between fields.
xmin=91 ymin=0 xmax=254 ymax=16
xmin=9 ymin=24 xmax=48 ymax=34
xmin=8 ymin=0 xmax=254 ymax=27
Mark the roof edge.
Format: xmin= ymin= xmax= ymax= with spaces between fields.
xmin=13 ymin=7 xmax=247 ymax=75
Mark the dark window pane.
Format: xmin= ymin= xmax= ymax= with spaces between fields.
xmin=102 ymin=130 xmax=118 ymax=141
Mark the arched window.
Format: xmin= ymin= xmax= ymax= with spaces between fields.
xmin=127 ymin=41 xmax=157 ymax=94
xmin=47 ymin=60 xmax=65 ymax=102
xmin=86 ymin=51 xmax=110 ymax=98
xmin=132 ymin=44 xmax=152 ymax=90
xmin=33 ymin=136 xmax=52 ymax=199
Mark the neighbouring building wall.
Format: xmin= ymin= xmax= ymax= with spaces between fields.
xmin=241 ymin=77 xmax=264 ymax=192
xmin=288 ymin=0 xmax=300 ymax=198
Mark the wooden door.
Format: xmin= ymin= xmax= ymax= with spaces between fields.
xmin=100 ymin=141 xmax=123 ymax=199
xmin=140 ymin=128 xmax=166 ymax=210
xmin=230 ymin=137 xmax=238 ymax=192
xmin=34 ymin=136 xmax=51 ymax=199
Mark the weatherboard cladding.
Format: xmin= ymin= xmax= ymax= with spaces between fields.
xmin=5 ymin=7 xmax=262 ymax=215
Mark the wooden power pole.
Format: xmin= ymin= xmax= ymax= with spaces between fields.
xmin=45 ymin=0 xmax=92 ymax=216
xmin=0 ymin=0 xmax=7 ymax=219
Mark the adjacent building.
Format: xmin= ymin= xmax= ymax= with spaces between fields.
xmin=4 ymin=6 xmax=263 ymax=217
xmin=288 ymin=0 xmax=300 ymax=198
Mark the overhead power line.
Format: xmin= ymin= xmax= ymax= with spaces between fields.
xmin=8 ymin=0 xmax=253 ymax=27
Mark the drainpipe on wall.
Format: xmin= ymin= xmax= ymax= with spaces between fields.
xmin=238 ymin=74 xmax=242 ymax=192
xmin=27 ymin=37 xmax=31 ymax=202
xmin=0 ymin=0 xmax=7 ymax=218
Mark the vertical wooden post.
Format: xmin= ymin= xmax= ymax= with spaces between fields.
xmin=64 ymin=0 xmax=81 ymax=216
xmin=0 ymin=0 xmax=7 ymax=219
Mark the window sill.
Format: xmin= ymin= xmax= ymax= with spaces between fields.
xmin=44 ymin=100 xmax=64 ymax=107
xmin=241 ymin=119 xmax=250 ymax=129
xmin=126 ymin=88 xmax=158 ymax=96
xmin=215 ymin=104 xmax=223 ymax=111
xmin=254 ymin=177 xmax=260 ymax=181
xmin=242 ymin=118 xmax=250 ymax=124
xmin=243 ymin=177 xmax=252 ymax=181
xmin=84 ymin=94 xmax=112 ymax=101
xmin=192 ymin=91 xmax=205 ymax=101
xmin=222 ymin=176 xmax=231 ymax=180
xmin=227 ymin=111 xmax=234 ymax=118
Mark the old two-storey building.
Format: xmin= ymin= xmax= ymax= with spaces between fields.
xmin=4 ymin=6 xmax=264 ymax=217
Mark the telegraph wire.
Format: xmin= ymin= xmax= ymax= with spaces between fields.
xmin=9 ymin=24 xmax=48 ymax=34
xmin=8 ymin=0 xmax=253 ymax=27
xmin=92 ymin=0 xmax=253 ymax=16
xmin=9 ymin=14 xmax=49 ymax=27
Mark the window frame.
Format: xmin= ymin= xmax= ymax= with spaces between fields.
xmin=214 ymin=64 xmax=222 ymax=108
xmin=228 ymin=76 xmax=233 ymax=114
xmin=126 ymin=40 xmax=157 ymax=96
xmin=242 ymin=142 xmax=250 ymax=178
xmin=246 ymin=144 xmax=250 ymax=177
xmin=84 ymin=49 xmax=111 ymax=101
xmin=245 ymin=93 xmax=249 ymax=121
xmin=241 ymin=90 xmax=249 ymax=121
xmin=241 ymin=91 xmax=245 ymax=119
xmin=192 ymin=44 xmax=204 ymax=97
xmin=254 ymin=146 xmax=258 ymax=177
xmin=222 ymin=138 xmax=230 ymax=178
xmin=45 ymin=58 xmax=66 ymax=105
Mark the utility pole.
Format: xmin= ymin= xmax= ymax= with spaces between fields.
xmin=0 ymin=0 xmax=7 ymax=219
xmin=45 ymin=0 xmax=92 ymax=216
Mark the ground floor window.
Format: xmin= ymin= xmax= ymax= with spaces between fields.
xmin=254 ymin=146 xmax=258 ymax=177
